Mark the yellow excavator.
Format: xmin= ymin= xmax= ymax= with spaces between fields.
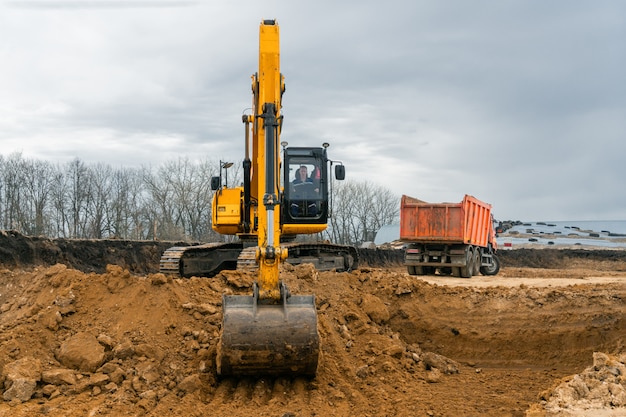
xmin=159 ymin=20 xmax=357 ymax=377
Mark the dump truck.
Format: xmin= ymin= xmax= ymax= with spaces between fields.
xmin=400 ymin=194 xmax=500 ymax=277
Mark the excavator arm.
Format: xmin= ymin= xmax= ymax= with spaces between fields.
xmin=216 ymin=20 xmax=320 ymax=377
xmin=160 ymin=19 xmax=356 ymax=375
xmin=248 ymin=20 xmax=285 ymax=301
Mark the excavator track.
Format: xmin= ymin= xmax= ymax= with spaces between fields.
xmin=236 ymin=246 xmax=258 ymax=271
xmin=283 ymin=242 xmax=359 ymax=271
xmin=159 ymin=242 xmax=244 ymax=278
xmin=159 ymin=246 xmax=189 ymax=275
xmin=159 ymin=241 xmax=358 ymax=278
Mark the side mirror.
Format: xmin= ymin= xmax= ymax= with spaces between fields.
xmin=210 ymin=176 xmax=221 ymax=191
xmin=335 ymin=164 xmax=345 ymax=181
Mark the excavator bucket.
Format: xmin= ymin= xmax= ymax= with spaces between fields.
xmin=216 ymin=291 xmax=320 ymax=377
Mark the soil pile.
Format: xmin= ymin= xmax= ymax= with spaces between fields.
xmin=0 ymin=260 xmax=624 ymax=416
xmin=0 ymin=232 xmax=625 ymax=416
xmin=527 ymin=352 xmax=626 ymax=417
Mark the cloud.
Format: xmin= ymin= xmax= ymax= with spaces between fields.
xmin=0 ymin=0 xmax=624 ymax=221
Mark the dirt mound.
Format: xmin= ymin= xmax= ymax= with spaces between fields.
xmin=0 ymin=259 xmax=624 ymax=416
xmin=498 ymin=248 xmax=626 ymax=269
xmin=527 ymin=352 xmax=626 ymax=417
xmin=0 ymin=233 xmax=625 ymax=415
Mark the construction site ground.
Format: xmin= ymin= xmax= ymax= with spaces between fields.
xmin=0 ymin=232 xmax=624 ymax=417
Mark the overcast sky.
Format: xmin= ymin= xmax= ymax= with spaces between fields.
xmin=1 ymin=0 xmax=624 ymax=221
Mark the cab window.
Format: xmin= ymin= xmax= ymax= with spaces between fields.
xmin=286 ymin=158 xmax=323 ymax=218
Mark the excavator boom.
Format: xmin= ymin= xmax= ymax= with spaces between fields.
xmin=159 ymin=19 xmax=356 ymax=377
xmin=215 ymin=20 xmax=320 ymax=377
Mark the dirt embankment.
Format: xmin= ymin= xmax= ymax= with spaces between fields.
xmin=0 ymin=230 xmax=406 ymax=274
xmin=2 ymin=229 xmax=626 ymax=274
xmin=0 ymin=230 xmax=181 ymax=275
xmin=0 ymin=232 xmax=624 ymax=416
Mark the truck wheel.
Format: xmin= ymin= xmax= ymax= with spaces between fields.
xmin=407 ymin=265 xmax=424 ymax=275
xmin=460 ymin=249 xmax=473 ymax=278
xmin=473 ymin=250 xmax=481 ymax=276
xmin=480 ymin=255 xmax=500 ymax=276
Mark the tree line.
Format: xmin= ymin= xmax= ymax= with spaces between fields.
xmin=0 ymin=153 xmax=398 ymax=245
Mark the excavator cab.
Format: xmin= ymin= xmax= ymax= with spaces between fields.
xmin=283 ymin=147 xmax=329 ymax=223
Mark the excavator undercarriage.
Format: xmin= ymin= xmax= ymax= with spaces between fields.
xmin=159 ymin=242 xmax=358 ymax=278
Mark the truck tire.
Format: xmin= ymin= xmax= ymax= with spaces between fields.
xmin=407 ymin=265 xmax=424 ymax=275
xmin=480 ymin=254 xmax=500 ymax=276
xmin=473 ymin=250 xmax=481 ymax=276
xmin=460 ymin=249 xmax=474 ymax=278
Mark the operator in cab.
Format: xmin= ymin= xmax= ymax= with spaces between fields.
xmin=290 ymin=165 xmax=318 ymax=217
xmin=293 ymin=165 xmax=312 ymax=185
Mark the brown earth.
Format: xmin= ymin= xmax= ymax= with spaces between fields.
xmin=0 ymin=232 xmax=625 ymax=416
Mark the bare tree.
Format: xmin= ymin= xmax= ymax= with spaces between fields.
xmin=86 ymin=163 xmax=113 ymax=238
xmin=326 ymin=179 xmax=399 ymax=245
xmin=0 ymin=153 xmax=31 ymax=231
xmin=108 ymin=167 xmax=145 ymax=239
xmin=50 ymin=165 xmax=70 ymax=237
xmin=0 ymin=154 xmax=400 ymax=247
xmin=22 ymin=158 xmax=55 ymax=236
xmin=66 ymin=158 xmax=92 ymax=238
xmin=181 ymin=158 xmax=219 ymax=241
xmin=144 ymin=157 xmax=219 ymax=241
xmin=142 ymin=165 xmax=177 ymax=240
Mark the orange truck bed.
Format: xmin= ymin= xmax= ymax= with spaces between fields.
xmin=400 ymin=194 xmax=493 ymax=248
